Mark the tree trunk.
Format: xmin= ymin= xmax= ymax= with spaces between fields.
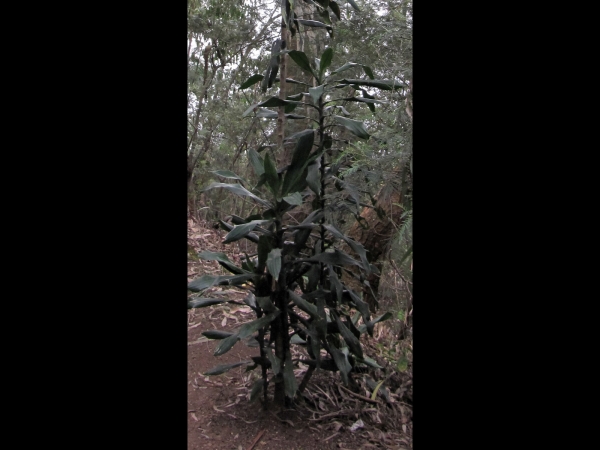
xmin=341 ymin=180 xmax=405 ymax=311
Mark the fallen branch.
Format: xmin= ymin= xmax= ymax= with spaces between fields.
xmin=246 ymin=429 xmax=265 ymax=450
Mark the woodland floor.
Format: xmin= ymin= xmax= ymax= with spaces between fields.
xmin=188 ymin=218 xmax=413 ymax=450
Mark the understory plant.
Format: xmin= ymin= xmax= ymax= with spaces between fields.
xmin=188 ymin=41 xmax=404 ymax=408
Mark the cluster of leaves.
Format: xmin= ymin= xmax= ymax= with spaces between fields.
xmin=188 ymin=44 xmax=402 ymax=406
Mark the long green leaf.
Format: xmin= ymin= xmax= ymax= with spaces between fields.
xmin=204 ymin=360 xmax=251 ymax=376
xmin=274 ymin=77 xmax=311 ymax=86
xmin=223 ymin=220 xmax=270 ymax=244
xmin=265 ymin=347 xmax=281 ymax=374
xmin=337 ymin=78 xmax=405 ymax=90
xmin=358 ymin=312 xmax=393 ymax=336
xmin=243 ymin=97 xmax=301 ymax=117
xmin=345 ymin=0 xmax=360 ymax=11
xmin=247 ymin=148 xmax=265 ymax=176
xmin=263 ymin=152 xmax=280 ymax=196
xmin=266 ymin=248 xmax=282 ymax=280
xmin=211 ymin=170 xmax=247 ymax=184
xmin=333 ymin=115 xmax=370 ymax=139
xmin=309 ymin=85 xmax=325 ymax=103
xmin=319 ymin=48 xmax=334 ymax=77
xmin=238 ymin=311 xmax=280 ymax=339
xmin=281 ymin=130 xmax=314 ymax=195
xmin=214 ymin=333 xmax=240 ymax=356
xmin=283 ymin=350 xmax=298 ymax=399
xmin=282 ymin=191 xmax=303 ymax=205
xmin=323 ymin=224 xmax=371 ymax=274
xmin=289 ymin=290 xmax=319 ymax=318
xmin=203 ymin=182 xmax=271 ymax=207
xmin=306 ymin=249 xmax=364 ymax=269
xmin=288 ymin=50 xmax=316 ymax=79
xmin=249 ymin=379 xmax=264 ymax=403
xmin=198 ymin=250 xmax=247 ymax=275
xmin=306 ymin=160 xmax=321 ymax=196
xmin=327 ymin=338 xmax=351 ymax=385
xmin=187 ymin=274 xmax=218 ymax=292
xmin=202 ymin=330 xmax=234 ymax=340
xmin=248 ymin=148 xmax=265 ymax=177
xmin=332 ymin=310 xmax=363 ymax=359
xmin=239 ymin=74 xmax=264 ymax=90
xmin=296 ymin=19 xmax=330 ymax=28
xmin=188 ymin=273 xmax=255 ymax=292
xmin=325 ymin=1 xmax=339 ymax=19
xmin=187 ymin=298 xmax=228 ymax=309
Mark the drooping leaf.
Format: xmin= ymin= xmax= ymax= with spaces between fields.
xmin=238 ymin=310 xmax=280 ymax=339
xmin=359 ymin=355 xmax=384 ymax=369
xmin=255 ymin=108 xmax=278 ymax=118
xmin=324 ymin=105 xmax=351 ymax=116
xmin=243 ymin=97 xmax=302 ymax=117
xmin=188 ymin=273 xmax=255 ymax=292
xmin=288 ymin=50 xmax=317 ymax=79
xmin=223 ymin=220 xmax=270 ymax=244
xmin=358 ymin=312 xmax=393 ymax=336
xmin=274 ymin=77 xmax=311 ymax=86
xmin=265 ymin=346 xmax=281 ymax=374
xmin=218 ymin=220 xmax=259 ymax=244
xmin=306 ymin=249 xmax=364 ymax=270
xmin=296 ymin=19 xmax=330 ymax=29
xmin=263 ymin=152 xmax=280 ymax=196
xmin=198 ymin=250 xmax=248 ymax=275
xmin=334 ymin=96 xmax=386 ymax=105
xmin=249 ymin=379 xmax=264 ymax=403
xmin=362 ymin=65 xmax=375 ymax=79
xmin=266 ymin=248 xmax=282 ymax=280
xmin=187 ymin=274 xmax=218 ymax=291
xmin=202 ymin=330 xmax=234 ymax=340
xmin=330 ymin=61 xmax=360 ymax=75
xmin=214 ymin=333 xmax=240 ymax=356
xmin=245 ymin=337 xmax=260 ymax=347
xmin=239 ymin=74 xmax=264 ymax=90
xmin=248 ymin=148 xmax=265 ymax=176
xmin=329 ymin=1 xmax=341 ymax=20
xmin=289 ymin=290 xmax=319 ymax=318
xmin=309 ymin=85 xmax=325 ymax=104
xmin=290 ymin=334 xmax=307 ymax=345
xmin=319 ymin=48 xmax=334 ymax=76
xmin=306 ymin=160 xmax=321 ymax=196
xmin=257 ymin=235 xmax=272 ymax=272
xmin=323 ymin=224 xmax=371 ymax=274
xmin=256 ymin=295 xmax=276 ymax=312
xmin=333 ymin=115 xmax=370 ymax=139
xmin=267 ymin=39 xmax=281 ymax=89
xmin=327 ymin=338 xmax=351 ymax=385
xmin=283 ymin=191 xmax=303 ymax=205
xmin=337 ymin=78 xmax=405 ymax=90
xmin=328 ymin=264 xmax=343 ymax=304
xmin=187 ymin=298 xmax=228 ymax=309
xmin=244 ymin=292 xmax=257 ymax=309
xmin=332 ymin=310 xmax=363 ymax=359
xmin=344 ymin=288 xmax=371 ymax=323
xmin=203 ymin=182 xmax=272 ymax=207
xmin=281 ymin=130 xmax=315 ymax=195
xmin=210 ymin=170 xmax=247 ymax=185
xmin=283 ymin=350 xmax=298 ymax=398
xmin=204 ymin=360 xmax=251 ymax=376
xmin=345 ymin=0 xmax=360 ymax=11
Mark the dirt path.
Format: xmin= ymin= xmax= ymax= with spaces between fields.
xmin=187 ymin=219 xmax=412 ymax=450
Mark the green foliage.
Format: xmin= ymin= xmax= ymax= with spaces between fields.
xmin=190 ymin=47 xmax=401 ymax=406
xmin=189 ymin=0 xmax=412 ymax=408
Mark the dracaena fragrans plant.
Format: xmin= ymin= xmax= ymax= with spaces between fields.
xmin=188 ymin=2 xmax=405 ymax=409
